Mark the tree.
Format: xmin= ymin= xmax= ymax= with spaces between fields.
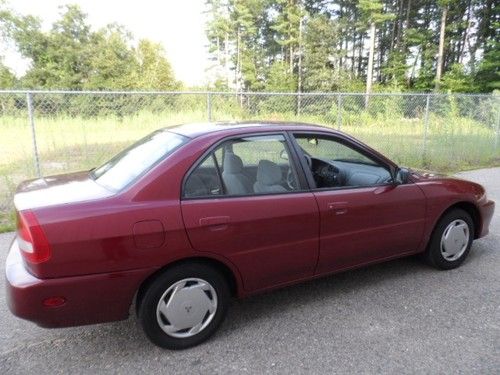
xmin=206 ymin=0 xmax=234 ymax=88
xmin=357 ymin=0 xmax=393 ymax=105
xmin=435 ymin=1 xmax=449 ymax=89
xmin=302 ymin=14 xmax=341 ymax=92
xmin=135 ymin=39 xmax=180 ymax=90
xmin=266 ymin=60 xmax=296 ymax=91
xmin=441 ymin=63 xmax=474 ymax=92
xmin=84 ymin=24 xmax=138 ymax=90
xmin=271 ymin=0 xmax=303 ymax=73
xmin=1 ymin=4 xmax=179 ymax=91
xmin=11 ymin=5 xmax=93 ymax=89
xmin=475 ymin=39 xmax=500 ymax=92
xmin=0 ymin=60 xmax=15 ymax=88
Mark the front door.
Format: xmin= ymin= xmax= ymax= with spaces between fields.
xmin=291 ymin=132 xmax=426 ymax=274
xmin=181 ymin=133 xmax=320 ymax=292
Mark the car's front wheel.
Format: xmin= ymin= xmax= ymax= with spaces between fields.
xmin=138 ymin=263 xmax=230 ymax=349
xmin=424 ymin=208 xmax=474 ymax=270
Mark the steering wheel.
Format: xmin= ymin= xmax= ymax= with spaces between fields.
xmin=312 ymin=162 xmax=340 ymax=187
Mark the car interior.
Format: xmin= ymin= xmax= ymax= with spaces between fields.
xmin=183 ymin=135 xmax=394 ymax=198
xmin=306 ymin=156 xmax=393 ymax=188
xmin=184 ymin=154 xmax=295 ymax=198
xmin=296 ymin=136 xmax=393 ymax=189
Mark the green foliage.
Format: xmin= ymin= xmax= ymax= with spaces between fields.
xmin=441 ymin=63 xmax=475 ymax=93
xmin=357 ymin=0 xmax=394 ymax=25
xmin=475 ymin=39 xmax=500 ymax=92
xmin=205 ymin=0 xmax=497 ymax=93
xmin=84 ymin=24 xmax=138 ymax=90
xmin=0 ymin=60 xmax=15 ymax=88
xmin=302 ymin=14 xmax=340 ymax=92
xmin=0 ymin=0 xmax=498 ymax=93
xmin=1 ymin=3 xmax=178 ymax=91
xmin=266 ymin=60 xmax=296 ymax=92
xmin=135 ymin=40 xmax=180 ymax=91
xmin=383 ymin=50 xmax=407 ymax=87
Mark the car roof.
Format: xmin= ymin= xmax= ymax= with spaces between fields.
xmin=166 ymin=121 xmax=334 ymax=138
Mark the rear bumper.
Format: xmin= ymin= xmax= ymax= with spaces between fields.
xmin=5 ymin=238 xmax=155 ymax=328
xmin=478 ymin=199 xmax=495 ymax=238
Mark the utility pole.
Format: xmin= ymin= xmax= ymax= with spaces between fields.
xmin=297 ymin=16 xmax=303 ymax=116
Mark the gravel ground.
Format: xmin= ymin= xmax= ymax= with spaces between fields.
xmin=1 ymin=168 xmax=499 ymax=374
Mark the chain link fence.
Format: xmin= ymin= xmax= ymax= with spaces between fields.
xmin=0 ymin=90 xmax=499 ymax=228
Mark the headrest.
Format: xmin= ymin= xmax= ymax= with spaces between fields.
xmin=223 ymin=153 xmax=244 ymax=174
xmin=256 ymin=160 xmax=282 ymax=185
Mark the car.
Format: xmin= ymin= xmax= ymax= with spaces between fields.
xmin=6 ymin=121 xmax=495 ymax=349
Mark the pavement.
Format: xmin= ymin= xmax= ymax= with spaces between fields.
xmin=0 ymin=168 xmax=499 ymax=374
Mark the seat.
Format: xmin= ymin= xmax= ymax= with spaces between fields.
xmin=253 ymin=160 xmax=287 ymax=193
xmin=222 ymin=153 xmax=252 ymax=195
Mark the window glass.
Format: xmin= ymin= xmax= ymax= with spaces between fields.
xmin=185 ymin=134 xmax=299 ymax=198
xmin=295 ymin=136 xmax=374 ymax=165
xmin=92 ymin=130 xmax=188 ymax=191
xmin=184 ymin=155 xmax=222 ymax=198
xmin=219 ymin=135 xmax=299 ymax=195
xmin=294 ymin=134 xmax=392 ymax=189
xmin=213 ymin=147 xmax=223 ymax=167
xmin=232 ymin=135 xmax=286 ymax=166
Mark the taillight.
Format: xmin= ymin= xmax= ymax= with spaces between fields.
xmin=16 ymin=210 xmax=51 ymax=264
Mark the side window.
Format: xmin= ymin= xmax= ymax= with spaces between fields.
xmin=216 ymin=135 xmax=299 ymax=195
xmin=294 ymin=134 xmax=392 ymax=189
xmin=184 ymin=134 xmax=300 ymax=199
xmin=184 ymin=155 xmax=222 ymax=198
xmin=219 ymin=135 xmax=299 ymax=195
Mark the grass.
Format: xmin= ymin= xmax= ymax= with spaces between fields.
xmin=0 ymin=108 xmax=498 ymax=232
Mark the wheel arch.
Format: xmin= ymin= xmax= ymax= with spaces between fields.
xmin=437 ymin=201 xmax=481 ymax=239
xmin=134 ymin=256 xmax=242 ymax=315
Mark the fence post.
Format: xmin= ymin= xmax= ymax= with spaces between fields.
xmin=495 ymin=99 xmax=499 ymax=150
xmin=337 ymin=93 xmax=342 ymax=130
xmin=27 ymin=92 xmax=41 ymax=178
xmin=207 ymin=92 xmax=212 ymax=122
xmin=422 ymin=93 xmax=431 ymax=165
xmin=296 ymin=92 xmax=301 ymax=117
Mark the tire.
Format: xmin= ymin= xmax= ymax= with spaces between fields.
xmin=138 ymin=263 xmax=230 ymax=349
xmin=424 ymin=208 xmax=474 ymax=270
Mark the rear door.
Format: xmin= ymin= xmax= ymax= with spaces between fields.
xmin=181 ymin=133 xmax=320 ymax=292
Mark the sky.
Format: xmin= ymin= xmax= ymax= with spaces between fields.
xmin=3 ymin=0 xmax=211 ymax=86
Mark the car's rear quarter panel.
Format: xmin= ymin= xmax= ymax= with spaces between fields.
xmin=28 ymin=199 xmax=192 ymax=278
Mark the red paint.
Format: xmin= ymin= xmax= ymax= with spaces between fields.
xmin=5 ymin=122 xmax=495 ymax=328
xmin=42 ymin=296 xmax=66 ymax=308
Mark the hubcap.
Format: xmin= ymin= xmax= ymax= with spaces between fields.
xmin=440 ymin=219 xmax=470 ymax=261
xmin=156 ymin=278 xmax=217 ymax=338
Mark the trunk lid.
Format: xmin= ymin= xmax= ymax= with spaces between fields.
xmin=14 ymin=171 xmax=115 ymax=211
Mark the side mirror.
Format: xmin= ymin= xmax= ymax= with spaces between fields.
xmin=393 ymin=168 xmax=409 ymax=185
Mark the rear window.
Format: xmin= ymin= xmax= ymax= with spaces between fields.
xmin=91 ymin=130 xmax=188 ymax=191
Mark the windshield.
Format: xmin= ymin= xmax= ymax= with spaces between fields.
xmin=91 ymin=130 xmax=188 ymax=191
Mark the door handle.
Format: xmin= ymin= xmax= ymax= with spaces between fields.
xmin=327 ymin=202 xmax=348 ymax=215
xmin=199 ymin=216 xmax=230 ymax=231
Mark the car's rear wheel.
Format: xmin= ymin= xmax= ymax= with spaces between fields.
xmin=424 ymin=208 xmax=474 ymax=270
xmin=138 ymin=263 xmax=230 ymax=349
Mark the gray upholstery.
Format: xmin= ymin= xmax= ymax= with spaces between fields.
xmin=334 ymin=161 xmax=391 ymax=186
xmin=184 ymin=169 xmax=221 ymax=197
xmin=253 ymin=160 xmax=287 ymax=193
xmin=222 ymin=153 xmax=252 ymax=195
xmin=347 ymin=172 xmax=382 ymax=186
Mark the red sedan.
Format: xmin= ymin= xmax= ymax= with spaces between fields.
xmin=6 ymin=122 xmax=495 ymax=349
